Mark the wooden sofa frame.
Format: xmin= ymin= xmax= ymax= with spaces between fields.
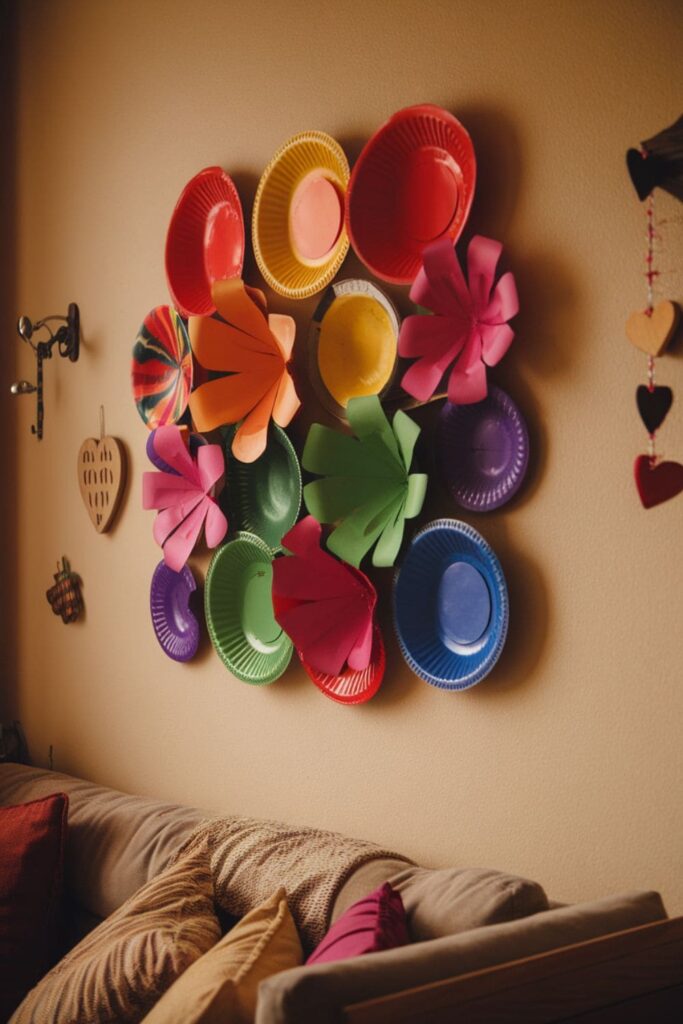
xmin=344 ymin=916 xmax=683 ymax=1022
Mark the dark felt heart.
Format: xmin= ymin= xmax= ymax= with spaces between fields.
xmin=626 ymin=148 xmax=662 ymax=202
xmin=636 ymin=385 xmax=673 ymax=433
xmin=634 ymin=455 xmax=683 ymax=509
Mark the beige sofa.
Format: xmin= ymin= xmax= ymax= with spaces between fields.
xmin=2 ymin=763 xmax=681 ymax=1022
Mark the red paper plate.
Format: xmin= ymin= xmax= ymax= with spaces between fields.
xmin=165 ymin=167 xmax=245 ymax=318
xmin=299 ymin=622 xmax=386 ymax=705
xmin=346 ymin=105 xmax=476 ymax=284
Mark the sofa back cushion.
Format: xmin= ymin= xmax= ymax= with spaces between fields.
xmin=0 ymin=793 xmax=68 ymax=1020
xmin=0 ymin=764 xmax=206 ymax=921
xmin=255 ymin=890 xmax=668 ymax=1024
xmin=389 ymin=865 xmax=549 ymax=940
xmin=10 ymin=841 xmax=221 ymax=1024
xmin=141 ymin=888 xmax=302 ymax=1024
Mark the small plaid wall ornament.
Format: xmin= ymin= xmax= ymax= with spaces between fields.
xmin=46 ymin=557 xmax=83 ymax=624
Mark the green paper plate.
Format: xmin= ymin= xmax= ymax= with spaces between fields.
xmin=221 ymin=424 xmax=302 ymax=553
xmin=205 ymin=533 xmax=293 ymax=685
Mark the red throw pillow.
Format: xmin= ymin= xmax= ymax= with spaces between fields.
xmin=0 ymin=792 xmax=68 ymax=1020
xmin=306 ymin=882 xmax=409 ymax=965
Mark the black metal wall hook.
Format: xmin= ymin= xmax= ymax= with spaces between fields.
xmin=11 ymin=303 xmax=80 ymax=439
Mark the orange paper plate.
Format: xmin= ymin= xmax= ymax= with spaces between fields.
xmin=300 ymin=622 xmax=386 ymax=705
xmin=252 ymin=132 xmax=350 ymax=300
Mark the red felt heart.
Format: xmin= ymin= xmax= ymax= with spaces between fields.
xmin=634 ymin=455 xmax=683 ymax=509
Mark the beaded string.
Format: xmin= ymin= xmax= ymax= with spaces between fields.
xmin=644 ymin=187 xmax=659 ymax=464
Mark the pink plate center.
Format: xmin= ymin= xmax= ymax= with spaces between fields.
xmin=289 ymin=172 xmax=343 ymax=262
xmin=204 ymin=202 xmax=243 ymax=283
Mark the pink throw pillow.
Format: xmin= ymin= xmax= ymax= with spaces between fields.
xmin=306 ymin=882 xmax=408 ymax=965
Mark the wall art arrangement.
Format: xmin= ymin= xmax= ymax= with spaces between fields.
xmin=132 ymin=104 xmax=533 ymax=702
xmin=625 ymin=115 xmax=683 ymax=510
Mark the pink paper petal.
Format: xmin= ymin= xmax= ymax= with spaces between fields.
xmin=346 ymin=613 xmax=374 ymax=671
xmin=152 ymin=492 xmax=205 ymax=547
xmin=278 ymin=596 xmax=369 ymax=677
xmin=162 ymin=501 xmax=207 ymax=572
xmin=203 ymin=498 xmax=228 ymax=549
xmin=467 ymin=235 xmax=502 ymax=312
xmin=152 ymin=425 xmax=199 ymax=485
xmin=483 ymin=270 xmax=519 ymax=323
xmin=481 ymin=322 xmax=515 ymax=366
xmin=281 ymin=516 xmax=322 ymax=557
xmin=196 ymin=443 xmax=225 ymax=493
xmin=412 ymin=237 xmax=470 ymax=315
xmin=142 ymin=471 xmax=198 ymax=511
xmin=447 ymin=353 xmax=488 ymax=404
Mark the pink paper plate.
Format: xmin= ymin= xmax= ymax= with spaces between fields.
xmin=165 ymin=167 xmax=245 ymax=318
xmin=346 ymin=105 xmax=476 ymax=284
xmin=300 ymin=622 xmax=386 ymax=705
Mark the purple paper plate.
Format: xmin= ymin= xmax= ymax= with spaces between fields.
xmin=150 ymin=561 xmax=200 ymax=662
xmin=437 ymin=386 xmax=529 ymax=511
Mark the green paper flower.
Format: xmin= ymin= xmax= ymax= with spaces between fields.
xmin=302 ymin=395 xmax=428 ymax=568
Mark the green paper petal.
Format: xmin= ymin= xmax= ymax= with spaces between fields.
xmin=404 ymin=473 xmax=428 ymax=519
xmin=392 ymin=409 xmax=421 ymax=472
xmin=347 ymin=395 xmax=401 ymax=466
xmin=303 ymin=476 xmax=392 ymax=525
xmin=371 ymin=500 xmax=407 ymax=567
xmin=302 ymin=423 xmax=384 ymax=479
xmin=326 ymin=486 xmax=403 ymax=567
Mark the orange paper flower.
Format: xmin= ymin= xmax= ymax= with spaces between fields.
xmin=188 ymin=279 xmax=300 ymax=462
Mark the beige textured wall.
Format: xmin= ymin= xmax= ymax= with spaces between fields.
xmin=3 ymin=0 xmax=682 ymax=912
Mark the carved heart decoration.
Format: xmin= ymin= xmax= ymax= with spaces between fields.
xmin=625 ymin=300 xmax=680 ymax=357
xmin=636 ymin=385 xmax=673 ymax=433
xmin=634 ymin=455 xmax=683 ymax=509
xmin=77 ymin=436 xmax=126 ymax=532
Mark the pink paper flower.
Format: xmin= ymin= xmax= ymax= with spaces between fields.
xmin=399 ymin=235 xmax=519 ymax=405
xmin=271 ymin=516 xmax=377 ymax=677
xmin=142 ymin=425 xmax=227 ymax=571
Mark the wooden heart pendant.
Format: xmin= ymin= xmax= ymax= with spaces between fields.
xmin=77 ymin=436 xmax=126 ymax=533
xmin=625 ymin=300 xmax=680 ymax=357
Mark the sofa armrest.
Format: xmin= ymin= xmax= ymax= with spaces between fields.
xmin=343 ymin=916 xmax=683 ymax=1023
xmin=256 ymin=891 xmax=666 ymax=1023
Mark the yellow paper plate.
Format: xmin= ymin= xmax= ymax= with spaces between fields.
xmin=308 ymin=279 xmax=400 ymax=419
xmin=252 ymin=131 xmax=350 ymax=300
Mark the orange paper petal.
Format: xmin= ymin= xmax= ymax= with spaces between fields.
xmin=268 ymin=313 xmax=296 ymax=361
xmin=189 ymin=366 xmax=278 ymax=432
xmin=232 ymin=380 xmax=280 ymax=462
xmin=272 ymin=369 xmax=301 ymax=429
xmin=211 ymin=278 xmax=274 ymax=351
xmin=189 ymin=316 xmax=277 ymax=372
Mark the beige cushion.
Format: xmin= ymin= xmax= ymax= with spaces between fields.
xmin=255 ymin=890 xmax=667 ymax=1024
xmin=11 ymin=841 xmax=221 ymax=1024
xmin=142 ymin=888 xmax=302 ymax=1024
xmin=0 ymin=763 xmax=206 ymax=919
xmin=389 ymin=866 xmax=549 ymax=940
xmin=332 ymin=858 xmax=411 ymax=922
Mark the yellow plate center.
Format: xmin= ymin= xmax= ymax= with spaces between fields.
xmin=318 ymin=294 xmax=396 ymax=408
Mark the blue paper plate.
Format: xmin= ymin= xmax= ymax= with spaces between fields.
xmin=393 ymin=519 xmax=508 ymax=689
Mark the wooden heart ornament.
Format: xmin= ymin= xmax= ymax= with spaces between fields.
xmin=634 ymin=455 xmax=683 ymax=509
xmin=77 ymin=436 xmax=126 ymax=532
xmin=626 ymin=300 xmax=680 ymax=357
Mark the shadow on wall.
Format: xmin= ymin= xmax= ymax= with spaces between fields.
xmin=0 ymin=0 xmax=19 ymax=722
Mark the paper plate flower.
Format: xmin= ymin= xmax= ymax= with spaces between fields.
xmin=272 ymin=516 xmax=377 ymax=676
xmin=398 ymin=235 xmax=519 ymax=405
xmin=188 ymin=278 xmax=301 ymax=463
xmin=142 ymin=425 xmax=227 ymax=572
xmin=302 ymin=395 xmax=428 ymax=568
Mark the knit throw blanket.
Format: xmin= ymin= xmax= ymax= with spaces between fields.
xmin=171 ymin=816 xmax=413 ymax=951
